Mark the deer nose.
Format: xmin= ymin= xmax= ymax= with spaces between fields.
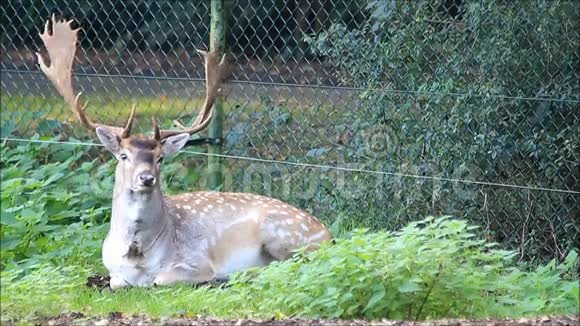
xmin=139 ymin=173 xmax=156 ymax=187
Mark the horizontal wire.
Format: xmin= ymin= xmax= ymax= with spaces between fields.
xmin=2 ymin=137 xmax=578 ymax=195
xmin=2 ymin=68 xmax=579 ymax=104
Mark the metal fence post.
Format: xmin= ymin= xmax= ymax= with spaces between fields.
xmin=208 ymin=0 xmax=225 ymax=191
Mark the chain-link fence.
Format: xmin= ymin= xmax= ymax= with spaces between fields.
xmin=1 ymin=0 xmax=578 ymax=262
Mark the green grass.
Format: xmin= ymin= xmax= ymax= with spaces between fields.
xmin=1 ymin=265 xmax=233 ymax=320
xmin=0 ymin=93 xmax=240 ymax=137
xmin=0 ymin=92 xmax=339 ymax=134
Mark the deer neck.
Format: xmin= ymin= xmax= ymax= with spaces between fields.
xmin=109 ymin=172 xmax=169 ymax=252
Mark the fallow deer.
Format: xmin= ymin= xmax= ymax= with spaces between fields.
xmin=37 ymin=16 xmax=332 ymax=289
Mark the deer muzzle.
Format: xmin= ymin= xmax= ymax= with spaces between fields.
xmin=135 ymin=171 xmax=156 ymax=189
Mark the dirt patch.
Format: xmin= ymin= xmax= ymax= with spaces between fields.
xmin=13 ymin=313 xmax=575 ymax=326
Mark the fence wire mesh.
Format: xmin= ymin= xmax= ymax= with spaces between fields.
xmin=1 ymin=0 xmax=579 ymax=262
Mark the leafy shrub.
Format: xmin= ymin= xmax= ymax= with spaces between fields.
xmin=0 ymin=138 xmax=111 ymax=270
xmin=305 ymin=0 xmax=579 ymax=261
xmin=221 ymin=216 xmax=578 ymax=319
xmin=1 ymin=215 xmax=577 ymax=322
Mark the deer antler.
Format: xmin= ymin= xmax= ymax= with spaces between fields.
xmin=36 ymin=15 xmax=134 ymax=137
xmin=157 ymin=50 xmax=231 ymax=141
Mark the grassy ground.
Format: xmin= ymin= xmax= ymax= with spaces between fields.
xmin=1 ymin=266 xmax=244 ymax=321
xmin=1 ymin=93 xmax=235 ymax=136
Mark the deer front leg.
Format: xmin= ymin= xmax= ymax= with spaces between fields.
xmin=109 ymin=275 xmax=130 ymax=290
xmin=153 ymin=258 xmax=216 ymax=286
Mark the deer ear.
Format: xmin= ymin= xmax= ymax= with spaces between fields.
xmin=96 ymin=126 xmax=121 ymax=155
xmin=162 ymin=133 xmax=190 ymax=157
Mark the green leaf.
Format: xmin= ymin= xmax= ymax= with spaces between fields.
xmin=398 ymin=281 xmax=420 ymax=293
xmin=364 ymin=283 xmax=386 ymax=312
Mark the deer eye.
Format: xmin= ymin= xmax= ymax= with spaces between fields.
xmin=119 ymin=153 xmax=128 ymax=160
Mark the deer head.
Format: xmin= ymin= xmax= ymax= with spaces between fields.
xmin=95 ymin=129 xmax=190 ymax=193
xmin=36 ymin=15 xmax=230 ymax=195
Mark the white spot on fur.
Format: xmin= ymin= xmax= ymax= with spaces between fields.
xmin=308 ymin=230 xmax=328 ymax=242
xmin=301 ymin=223 xmax=309 ymax=231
